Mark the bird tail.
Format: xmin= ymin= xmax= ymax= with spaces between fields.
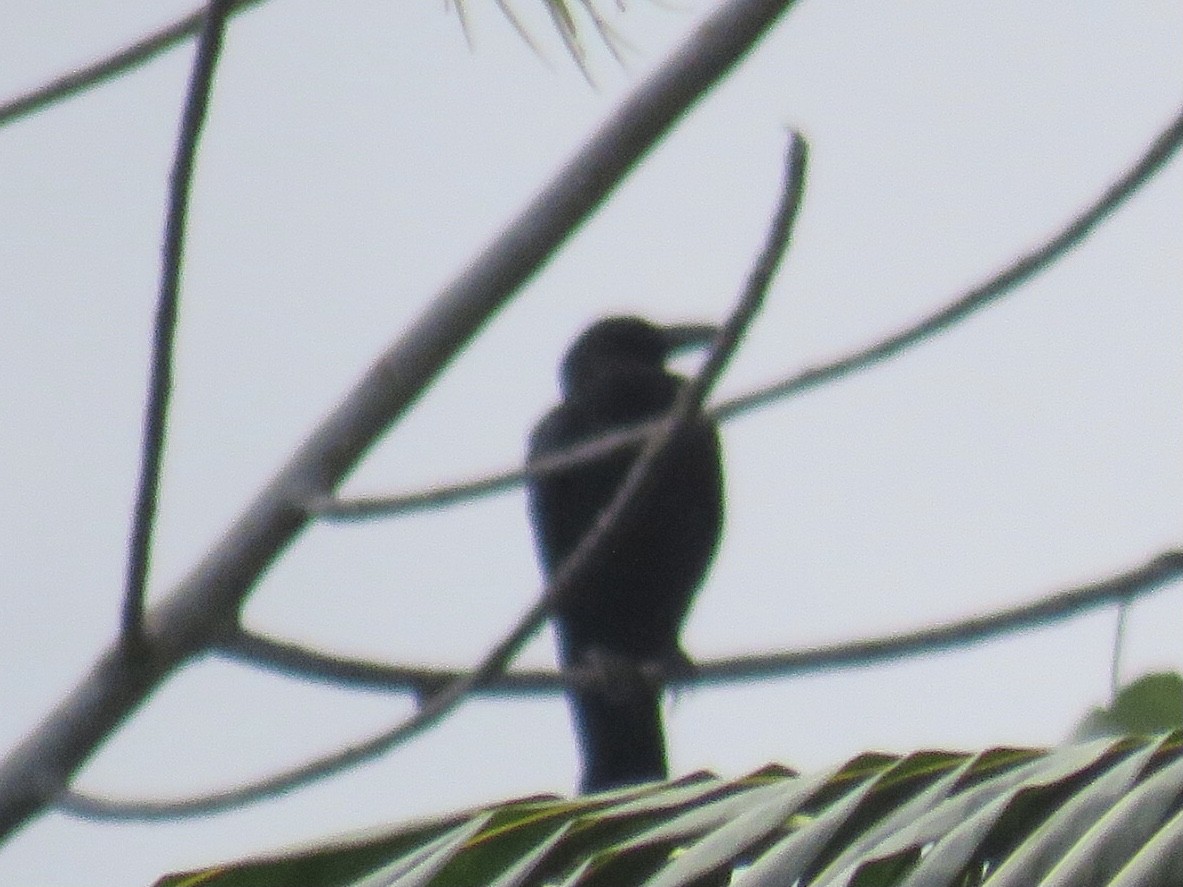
xmin=569 ymin=686 xmax=668 ymax=794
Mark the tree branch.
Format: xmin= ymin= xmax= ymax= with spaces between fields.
xmin=0 ymin=0 xmax=807 ymax=841
xmin=219 ymin=550 xmax=1183 ymax=694
xmin=122 ymin=0 xmax=231 ymax=650
xmin=0 ymin=1 xmax=265 ymax=129
xmin=696 ymin=550 xmax=1183 ymax=686
xmin=717 ymin=102 xmax=1183 ymax=422
xmin=316 ymin=101 xmax=1183 ymax=523
xmin=61 ymin=548 xmax=1183 ymax=820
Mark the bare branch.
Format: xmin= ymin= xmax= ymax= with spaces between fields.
xmin=312 ymin=422 xmax=651 ymax=519
xmin=213 ymin=627 xmax=562 ymax=698
xmin=0 ymin=1 xmax=265 ymax=129
xmin=62 ymin=548 xmax=1183 ymax=820
xmin=217 ymin=550 xmax=1183 ymax=696
xmin=694 ymin=550 xmax=1183 ymax=686
xmin=716 ymin=102 xmax=1183 ymax=421
xmin=122 ymin=1 xmax=232 ymax=650
xmin=675 ymin=132 xmax=806 ymax=416
xmin=0 ymin=0 xmax=808 ymax=840
xmin=318 ymin=101 xmax=1183 ymax=523
xmin=54 ymin=134 xmax=808 ymax=822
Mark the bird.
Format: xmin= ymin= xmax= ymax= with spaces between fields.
xmin=526 ymin=316 xmax=724 ymax=793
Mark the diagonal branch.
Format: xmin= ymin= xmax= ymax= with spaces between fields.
xmin=56 ymin=132 xmax=808 ymax=821
xmin=316 ymin=101 xmax=1183 ymax=523
xmin=0 ymin=1 xmax=266 ymax=129
xmin=122 ymin=1 xmax=231 ymax=649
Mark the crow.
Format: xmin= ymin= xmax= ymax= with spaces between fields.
xmin=527 ymin=316 xmax=724 ymax=793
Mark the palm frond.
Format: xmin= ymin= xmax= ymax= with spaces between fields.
xmin=449 ymin=0 xmax=636 ymax=80
xmin=155 ymin=734 xmax=1183 ymax=887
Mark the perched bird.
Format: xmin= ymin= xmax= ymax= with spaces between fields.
xmin=527 ymin=316 xmax=724 ymax=793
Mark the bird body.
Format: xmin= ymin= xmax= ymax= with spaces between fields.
xmin=527 ymin=317 xmax=724 ymax=793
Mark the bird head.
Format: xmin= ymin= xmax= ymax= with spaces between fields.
xmin=559 ymin=316 xmax=718 ymax=398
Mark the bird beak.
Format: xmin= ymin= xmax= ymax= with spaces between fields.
xmin=659 ymin=323 xmax=719 ymax=355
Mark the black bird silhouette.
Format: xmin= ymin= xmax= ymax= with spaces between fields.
xmin=527 ymin=316 xmax=724 ymax=793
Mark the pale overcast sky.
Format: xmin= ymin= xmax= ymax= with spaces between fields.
xmin=0 ymin=2 xmax=1180 ymax=884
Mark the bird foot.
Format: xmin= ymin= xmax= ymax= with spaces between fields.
xmin=659 ymin=647 xmax=698 ymax=681
xmin=578 ymin=647 xmax=658 ymax=703
xmin=577 ymin=646 xmax=696 ymax=702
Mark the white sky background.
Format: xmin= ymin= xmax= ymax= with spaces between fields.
xmin=0 ymin=1 xmax=1180 ymax=883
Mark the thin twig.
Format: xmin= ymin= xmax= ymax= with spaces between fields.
xmin=62 ymin=547 xmax=1183 ymax=819
xmin=673 ymin=132 xmax=805 ymax=419
xmin=717 ymin=102 xmax=1183 ymax=422
xmin=696 ymin=550 xmax=1183 ymax=686
xmin=0 ymin=1 xmax=264 ymax=129
xmin=312 ymin=422 xmax=650 ymax=519
xmin=121 ymin=1 xmax=233 ymax=649
xmin=57 ymin=135 xmax=808 ymax=821
xmin=316 ymin=101 xmax=1183 ymax=523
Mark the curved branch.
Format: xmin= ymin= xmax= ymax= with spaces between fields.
xmin=697 ymin=550 xmax=1183 ymax=686
xmin=317 ymin=101 xmax=1183 ymax=523
xmin=61 ymin=548 xmax=1183 ymax=820
xmin=220 ymin=549 xmax=1183 ymax=694
xmin=56 ymin=133 xmax=809 ymax=822
xmin=716 ymin=101 xmax=1183 ymax=421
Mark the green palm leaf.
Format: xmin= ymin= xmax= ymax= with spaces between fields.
xmin=155 ymin=733 xmax=1183 ymax=887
